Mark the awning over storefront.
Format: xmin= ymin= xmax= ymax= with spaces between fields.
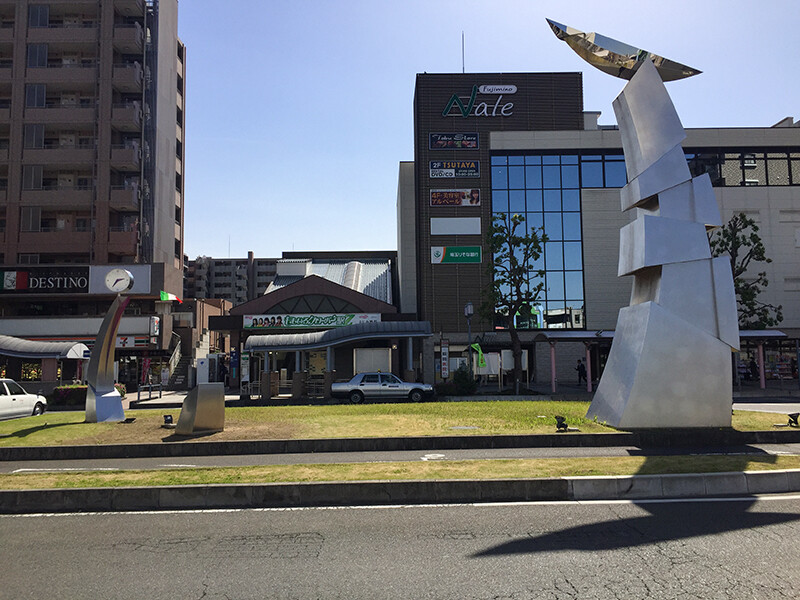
xmin=245 ymin=321 xmax=431 ymax=352
xmin=0 ymin=334 xmax=90 ymax=359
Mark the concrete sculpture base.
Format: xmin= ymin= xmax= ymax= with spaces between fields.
xmin=176 ymin=383 xmax=225 ymax=435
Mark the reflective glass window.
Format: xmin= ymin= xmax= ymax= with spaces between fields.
xmin=546 ymin=276 xmax=565 ymax=300
xmin=604 ymin=160 xmax=627 ymax=187
xmin=509 ymin=190 xmax=525 ymax=212
xmin=491 ymin=166 xmax=507 ymax=189
xmin=542 ymin=155 xmax=560 ymax=165
xmin=526 ymin=212 xmax=544 ymax=233
xmin=562 ymin=214 xmax=581 ymax=241
xmin=581 ymin=161 xmax=603 ymax=187
xmin=492 ymin=190 xmax=508 ymax=212
xmin=767 ymin=158 xmax=790 ymax=186
xmin=525 ymin=190 xmax=542 ymax=211
xmin=561 ymin=165 xmax=579 ymax=188
xmin=525 ymin=155 xmax=542 ymax=165
xmin=525 ymin=165 xmax=542 ymax=188
xmin=562 ymin=189 xmax=580 ymax=211
xmin=563 ymin=242 xmax=583 ymax=269
xmin=561 ymin=155 xmax=578 ymax=165
xmin=543 ymin=190 xmax=561 ymax=211
xmin=509 ymin=155 xmax=524 ymax=166
xmin=545 ymin=242 xmax=563 ymax=270
xmin=491 ymin=156 xmax=507 ymax=166
xmin=543 ymin=165 xmax=561 ymax=188
xmin=544 ymin=213 xmax=563 ymax=240
xmin=565 ymin=271 xmax=584 ymax=299
xmin=509 ymin=166 xmax=524 ymax=188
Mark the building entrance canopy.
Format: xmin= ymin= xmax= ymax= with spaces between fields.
xmin=245 ymin=321 xmax=431 ymax=352
xmin=0 ymin=334 xmax=89 ymax=359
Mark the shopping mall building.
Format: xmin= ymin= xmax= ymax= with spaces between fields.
xmin=397 ymin=72 xmax=800 ymax=389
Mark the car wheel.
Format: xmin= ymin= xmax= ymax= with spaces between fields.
xmin=32 ymin=402 xmax=45 ymax=416
xmin=409 ymin=389 xmax=423 ymax=403
xmin=349 ymin=390 xmax=364 ymax=404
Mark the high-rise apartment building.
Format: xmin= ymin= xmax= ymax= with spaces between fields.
xmin=0 ymin=0 xmax=186 ymax=390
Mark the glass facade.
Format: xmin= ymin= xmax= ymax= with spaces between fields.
xmin=490 ymin=147 xmax=799 ymax=330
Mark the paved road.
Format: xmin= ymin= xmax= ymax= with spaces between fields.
xmin=3 ymin=495 xmax=799 ymax=599
xmin=3 ymin=443 xmax=800 ymax=474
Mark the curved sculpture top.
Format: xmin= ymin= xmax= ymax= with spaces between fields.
xmin=546 ymin=19 xmax=700 ymax=82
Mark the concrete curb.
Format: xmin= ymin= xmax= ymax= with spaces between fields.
xmin=3 ymin=429 xmax=800 ymax=462
xmin=2 ymin=470 xmax=798 ymax=514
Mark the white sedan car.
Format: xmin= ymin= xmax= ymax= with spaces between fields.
xmin=331 ymin=372 xmax=434 ymax=404
xmin=0 ymin=379 xmax=47 ymax=420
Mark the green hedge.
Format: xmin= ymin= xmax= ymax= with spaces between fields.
xmin=50 ymin=383 xmax=127 ymax=407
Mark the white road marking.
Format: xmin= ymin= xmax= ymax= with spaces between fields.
xmin=421 ymin=454 xmax=446 ymax=461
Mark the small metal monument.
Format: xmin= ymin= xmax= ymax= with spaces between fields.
xmin=85 ymin=268 xmax=134 ymax=423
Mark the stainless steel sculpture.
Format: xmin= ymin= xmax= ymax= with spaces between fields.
xmin=176 ymin=383 xmax=225 ymax=435
xmin=549 ymin=21 xmax=738 ymax=428
xmin=85 ymin=269 xmax=135 ymax=422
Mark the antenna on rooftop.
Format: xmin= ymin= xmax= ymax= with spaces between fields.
xmin=461 ymin=31 xmax=465 ymax=73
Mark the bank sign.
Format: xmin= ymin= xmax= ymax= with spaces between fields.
xmin=442 ymin=85 xmax=516 ymax=118
xmin=244 ymin=313 xmax=381 ymax=329
xmin=431 ymin=246 xmax=482 ymax=264
xmin=429 ymin=160 xmax=479 ymax=178
xmin=0 ymin=267 xmax=89 ymax=294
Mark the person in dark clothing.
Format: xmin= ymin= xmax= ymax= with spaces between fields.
xmin=576 ymin=359 xmax=587 ymax=385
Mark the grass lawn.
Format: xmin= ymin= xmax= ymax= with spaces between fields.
xmin=0 ymin=401 xmax=791 ymax=448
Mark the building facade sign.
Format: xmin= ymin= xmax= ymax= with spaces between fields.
xmin=430 ymin=246 xmax=482 ymax=264
xmin=429 ymin=160 xmax=480 ymax=178
xmin=430 ymin=189 xmax=480 ymax=206
xmin=440 ymin=339 xmax=449 ymax=379
xmin=441 ymin=85 xmax=515 ymax=118
xmin=430 ymin=218 xmax=481 ymax=235
xmin=244 ymin=313 xmax=381 ymax=329
xmin=429 ymin=132 xmax=479 ymax=150
xmin=0 ymin=267 xmax=89 ymax=294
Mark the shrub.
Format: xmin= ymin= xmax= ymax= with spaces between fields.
xmin=50 ymin=383 xmax=127 ymax=407
xmin=434 ymin=381 xmax=457 ymax=396
xmin=452 ymin=364 xmax=477 ymax=396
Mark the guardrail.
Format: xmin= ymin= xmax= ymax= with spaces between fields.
xmin=136 ymin=383 xmax=162 ymax=402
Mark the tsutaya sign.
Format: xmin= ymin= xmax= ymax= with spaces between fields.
xmin=442 ymin=85 xmax=516 ymax=118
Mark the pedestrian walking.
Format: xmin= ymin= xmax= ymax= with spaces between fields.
xmin=576 ymin=359 xmax=587 ymax=385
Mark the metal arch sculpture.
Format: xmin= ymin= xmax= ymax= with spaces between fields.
xmin=548 ymin=21 xmax=738 ymax=428
xmin=85 ymin=270 xmax=135 ymax=423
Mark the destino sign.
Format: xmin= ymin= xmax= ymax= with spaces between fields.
xmin=0 ymin=267 xmax=89 ymax=294
xmin=244 ymin=313 xmax=381 ymax=329
xmin=431 ymin=246 xmax=482 ymax=264
xmin=442 ymin=85 xmax=516 ymax=118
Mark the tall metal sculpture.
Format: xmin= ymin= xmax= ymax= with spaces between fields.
xmin=548 ymin=20 xmax=739 ymax=428
xmin=85 ymin=269 xmax=135 ymax=422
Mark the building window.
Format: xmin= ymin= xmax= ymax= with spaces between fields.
xmin=174 ymin=239 xmax=181 ymax=258
xmin=23 ymin=124 xmax=45 ymax=149
xmin=20 ymin=207 xmax=41 ymax=232
xmin=28 ymin=5 xmax=49 ymax=28
xmin=22 ymin=165 xmax=43 ymax=190
xmin=25 ymin=84 xmax=45 ymax=108
xmin=491 ymin=154 xmax=586 ymax=329
xmin=18 ymin=254 xmax=40 ymax=265
xmin=26 ymin=44 xmax=47 ymax=68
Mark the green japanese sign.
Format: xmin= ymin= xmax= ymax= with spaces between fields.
xmin=430 ymin=246 xmax=482 ymax=264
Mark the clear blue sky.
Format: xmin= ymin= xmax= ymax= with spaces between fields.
xmin=178 ymin=0 xmax=799 ymax=260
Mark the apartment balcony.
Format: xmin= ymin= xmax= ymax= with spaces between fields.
xmin=113 ymin=23 xmax=144 ymax=54
xmin=111 ymin=102 xmax=142 ymax=132
xmin=25 ymin=105 xmax=95 ymax=126
xmin=0 ymin=107 xmax=8 ymax=121
xmin=112 ymin=63 xmax=142 ymax=93
xmin=110 ymin=144 xmax=141 ymax=170
xmin=27 ymin=24 xmax=98 ymax=45
xmin=0 ymin=64 xmax=11 ymax=83
xmin=110 ymin=185 xmax=139 ymax=211
xmin=17 ymin=230 xmax=92 ymax=254
xmin=0 ymin=25 xmax=13 ymax=43
xmin=114 ymin=0 xmax=146 ymax=18
xmin=26 ymin=64 xmax=97 ymax=86
xmin=0 ymin=188 xmax=6 ymax=202
xmin=0 ymin=147 xmax=7 ymax=162
xmin=108 ymin=227 xmax=138 ymax=255
xmin=21 ymin=187 xmax=93 ymax=209
xmin=24 ymin=145 xmax=94 ymax=168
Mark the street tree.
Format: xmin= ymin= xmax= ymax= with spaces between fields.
xmin=480 ymin=213 xmax=548 ymax=393
xmin=709 ymin=212 xmax=783 ymax=329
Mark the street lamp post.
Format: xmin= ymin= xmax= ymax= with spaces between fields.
xmin=464 ymin=302 xmax=474 ymax=377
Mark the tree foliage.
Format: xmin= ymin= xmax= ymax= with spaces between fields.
xmin=480 ymin=213 xmax=548 ymax=392
xmin=709 ymin=212 xmax=782 ymax=329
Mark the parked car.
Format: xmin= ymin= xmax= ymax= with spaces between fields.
xmin=331 ymin=372 xmax=434 ymax=404
xmin=0 ymin=379 xmax=47 ymax=420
